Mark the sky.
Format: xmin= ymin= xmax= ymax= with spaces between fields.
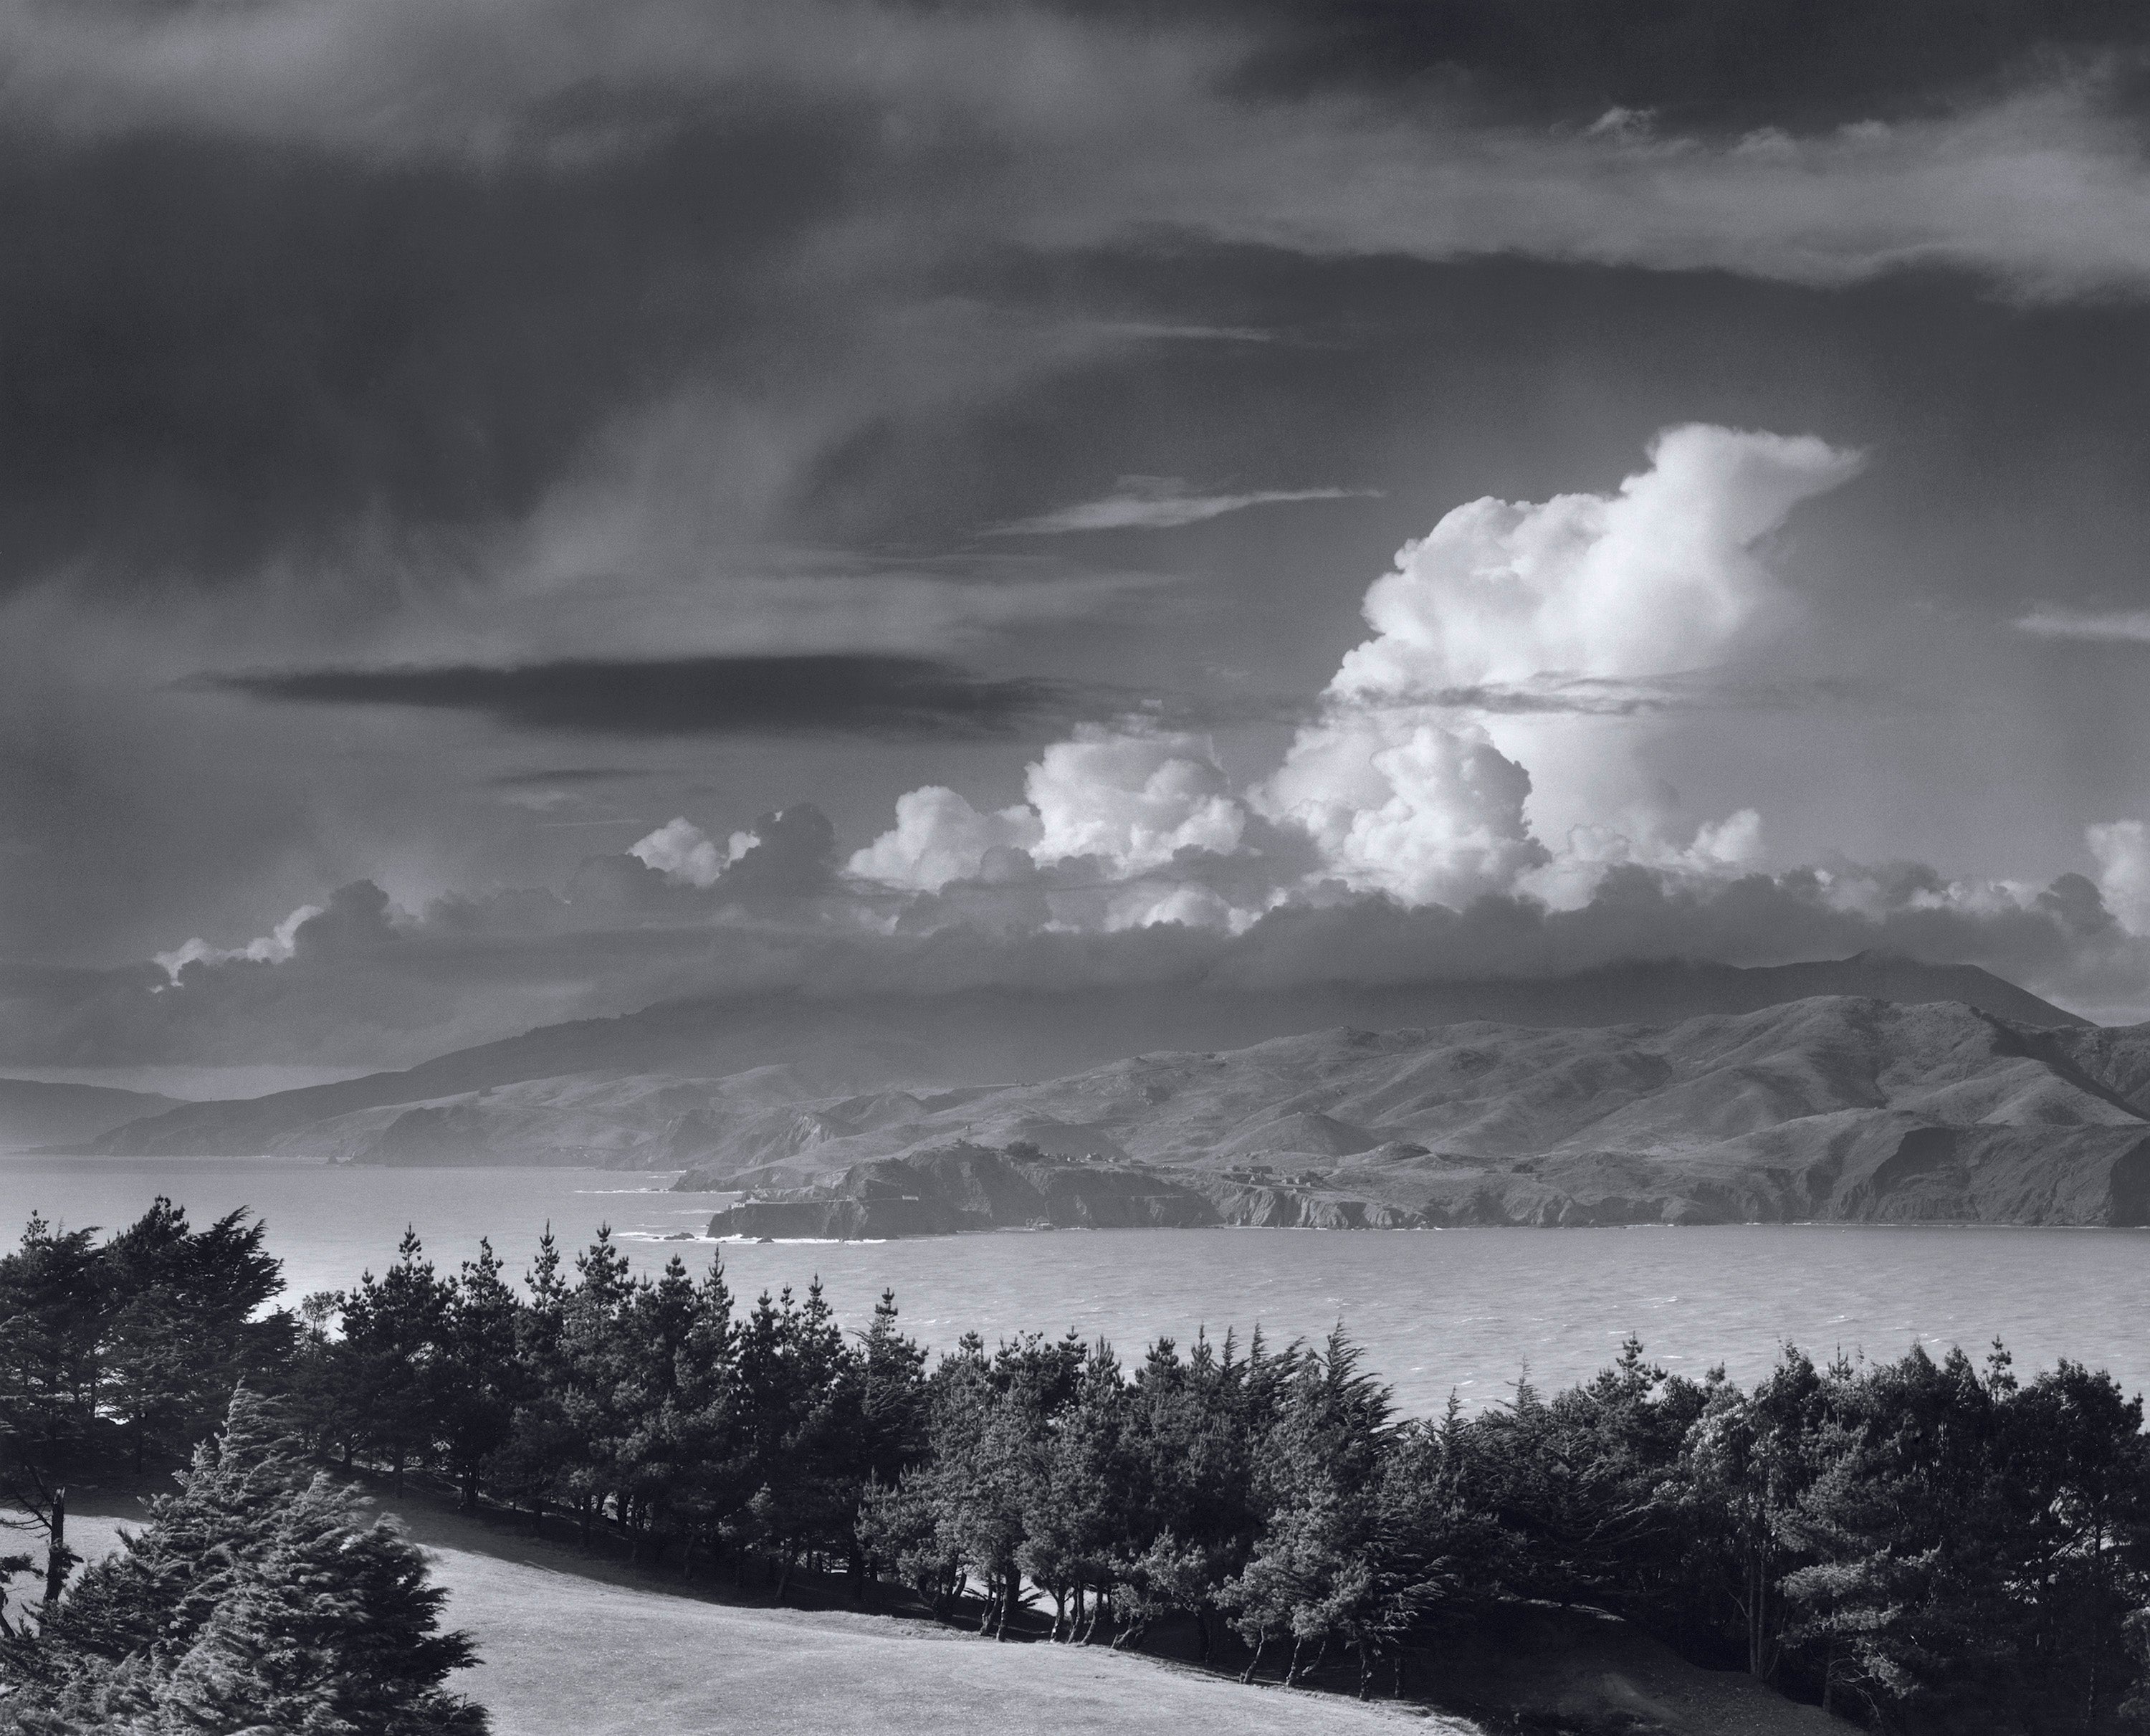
xmin=9 ymin=0 xmax=2150 ymax=1082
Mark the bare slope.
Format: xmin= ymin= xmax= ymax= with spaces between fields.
xmin=85 ymin=955 xmax=2078 ymax=1160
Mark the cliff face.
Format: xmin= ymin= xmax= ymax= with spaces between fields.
xmin=704 ymin=1119 xmax=2150 ymax=1238
xmin=704 ymin=1146 xmax=1430 ymax=1238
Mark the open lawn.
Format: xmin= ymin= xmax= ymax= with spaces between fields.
xmin=11 ymin=1489 xmax=1846 ymax=1735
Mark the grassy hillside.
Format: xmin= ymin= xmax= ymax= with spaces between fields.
xmin=21 ymin=1494 xmax=1846 ymax=1736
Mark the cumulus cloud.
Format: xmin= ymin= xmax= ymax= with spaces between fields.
xmin=45 ymin=846 xmax=2150 ymax=1073
xmin=854 ymin=424 xmax=1863 ymax=922
xmin=1331 ymin=426 xmax=1864 ymax=699
xmin=988 ymin=477 xmax=1377 ymax=535
xmin=633 ymin=806 xmax=838 ymax=897
xmin=1253 ymin=423 xmax=1862 ymax=901
xmin=631 ymin=817 xmax=734 ymax=888
xmin=78 ymin=418 xmax=2150 ymax=1069
xmin=1026 ymin=728 xmax=1246 ymax=871
xmin=2089 ymin=820 xmax=2150 ymax=935
xmin=846 ymin=788 xmax=1043 ymax=892
xmin=1254 ymin=714 xmax=1547 ymax=906
xmin=849 ymin=725 xmax=1246 ymax=894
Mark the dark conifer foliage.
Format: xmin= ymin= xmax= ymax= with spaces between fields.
xmin=1 ymin=1388 xmax=486 ymax=1734
xmin=8 ymin=1203 xmax=2150 ymax=1730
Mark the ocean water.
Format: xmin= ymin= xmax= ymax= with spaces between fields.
xmin=5 ymin=1155 xmax=2147 ymax=1415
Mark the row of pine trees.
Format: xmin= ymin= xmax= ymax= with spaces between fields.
xmin=6 ymin=1200 xmax=2150 ymax=1731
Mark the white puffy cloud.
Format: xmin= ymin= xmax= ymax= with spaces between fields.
xmin=1333 ymin=425 xmax=1863 ymax=700
xmin=846 ymin=787 xmax=1043 ymax=892
xmin=1102 ymin=880 xmax=1248 ymax=933
xmin=154 ymin=902 xmax=322 ymax=981
xmin=1254 ymin=714 xmax=1546 ymax=906
xmin=858 ymin=426 xmax=1860 ymax=922
xmin=1522 ymin=806 xmax=1767 ymax=910
xmin=1026 ymin=726 xmax=1246 ymax=872
xmin=1256 ymin=424 xmax=1863 ymax=901
xmin=2089 ymin=820 xmax=2150 ymax=935
xmin=850 ymin=726 xmax=1247 ymax=912
xmin=631 ymin=807 xmax=839 ymax=895
xmin=629 ymin=816 xmax=734 ymax=888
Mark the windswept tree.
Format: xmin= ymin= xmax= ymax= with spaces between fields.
xmin=1222 ymin=1329 xmax=1396 ymax=1687
xmin=2 ymin=1388 xmax=487 ymax=1735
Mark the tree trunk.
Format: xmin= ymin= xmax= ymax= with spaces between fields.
xmin=462 ymin=1462 xmax=480 ymax=1512
xmin=1283 ymin=1636 xmax=1307 ymax=1687
xmin=41 ymin=1487 xmax=67 ymax=1612
xmin=1240 ymin=1636 xmax=1266 ymax=1684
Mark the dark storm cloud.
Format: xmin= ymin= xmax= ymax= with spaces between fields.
xmin=6 ymin=0 xmax=2150 ymax=606
xmin=489 ymin=767 xmax=653 ymax=786
xmin=8 ymin=855 xmax=2147 ymax=1070
xmin=0 ymin=111 xmax=864 ymax=595
xmin=1083 ymin=0 xmax=2150 ymax=125
xmin=201 ymin=654 xmax=1091 ymax=739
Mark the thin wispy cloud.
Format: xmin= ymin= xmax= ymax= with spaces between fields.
xmin=2015 ymin=606 xmax=2150 ymax=644
xmin=989 ymin=478 xmax=1380 ymax=535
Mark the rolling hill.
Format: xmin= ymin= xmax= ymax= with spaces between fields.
xmin=82 ymin=953 xmax=2079 ymax=1163
xmin=689 ymin=996 xmax=2150 ymax=1231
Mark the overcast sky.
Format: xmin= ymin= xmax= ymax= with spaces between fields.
xmin=10 ymin=0 xmax=2150 ymax=1077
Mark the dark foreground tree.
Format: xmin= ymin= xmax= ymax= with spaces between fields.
xmin=0 ymin=1387 xmax=488 ymax=1735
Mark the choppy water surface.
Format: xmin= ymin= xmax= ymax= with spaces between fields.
xmin=5 ymin=1155 xmax=2146 ymax=1414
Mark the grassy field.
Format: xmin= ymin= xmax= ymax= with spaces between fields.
xmin=11 ymin=1491 xmax=1845 ymax=1735
xmin=11 ymin=1500 xmax=1463 ymax=1735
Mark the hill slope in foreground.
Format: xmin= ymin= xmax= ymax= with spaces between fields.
xmin=32 ymin=1500 xmax=1840 ymax=1736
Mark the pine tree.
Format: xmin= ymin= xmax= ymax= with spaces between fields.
xmin=6 ymin=1388 xmax=489 ymax=1735
xmin=335 ymin=1229 xmax=456 ymax=1494
xmin=440 ymin=1239 xmax=526 ymax=1512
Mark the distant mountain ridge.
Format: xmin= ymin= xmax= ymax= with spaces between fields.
xmin=698 ymin=996 xmax=2150 ymax=1231
xmin=84 ymin=953 xmax=2081 ymax=1162
xmin=0 ymin=1078 xmax=183 ymax=1151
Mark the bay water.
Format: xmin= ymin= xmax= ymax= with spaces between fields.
xmin=4 ymin=1155 xmax=2146 ymax=1415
